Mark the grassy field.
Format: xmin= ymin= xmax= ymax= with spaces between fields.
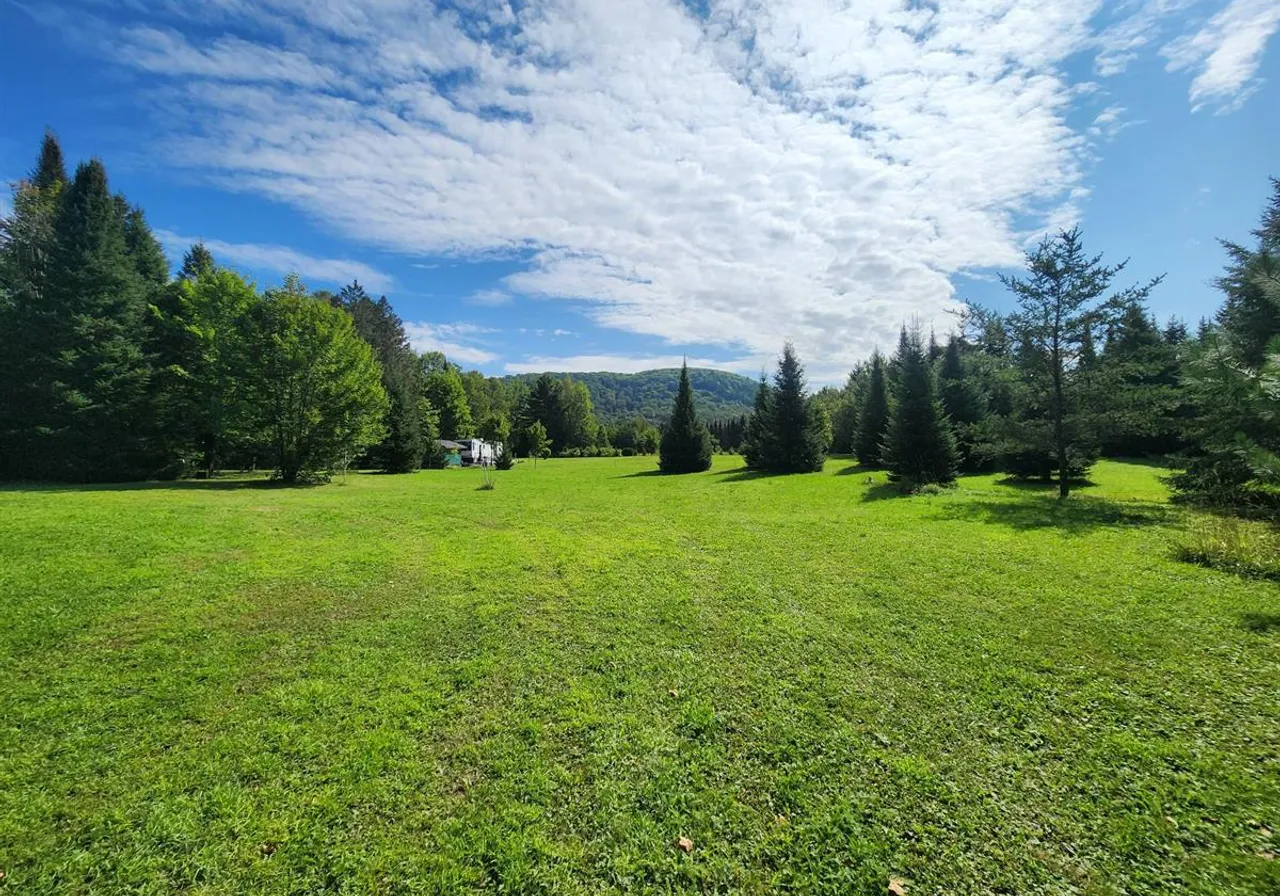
xmin=1 ymin=457 xmax=1277 ymax=895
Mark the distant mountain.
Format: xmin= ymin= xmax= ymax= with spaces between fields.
xmin=504 ymin=368 xmax=758 ymax=424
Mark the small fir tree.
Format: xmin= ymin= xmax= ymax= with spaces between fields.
xmin=658 ymin=361 xmax=713 ymax=473
xmin=883 ymin=325 xmax=957 ymax=485
xmin=854 ymin=351 xmax=890 ymax=467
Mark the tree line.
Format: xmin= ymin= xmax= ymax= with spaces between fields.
xmin=3 ymin=130 xmax=1277 ymax=511
xmin=650 ymin=178 xmax=1280 ymax=514
xmin=0 ymin=134 xmax=670 ymax=482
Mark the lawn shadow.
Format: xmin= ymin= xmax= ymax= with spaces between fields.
xmin=1241 ymin=613 xmax=1280 ymax=634
xmin=934 ymin=495 xmax=1176 ymax=534
xmin=994 ymin=476 xmax=1098 ymax=492
xmin=615 ymin=469 xmax=665 ymax=479
xmin=835 ymin=463 xmax=875 ymax=476
xmin=714 ymin=467 xmax=791 ymax=483
xmin=861 ymin=481 xmax=907 ymax=502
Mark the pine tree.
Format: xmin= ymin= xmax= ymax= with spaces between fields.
xmin=0 ymin=133 xmax=68 ymax=477
xmin=40 ymin=159 xmax=157 ymax=480
xmin=741 ymin=373 xmax=775 ymax=469
xmin=854 ymin=351 xmax=890 ymax=467
xmin=336 ymin=282 xmax=425 ymax=472
xmin=993 ymin=227 xmax=1160 ymax=497
xmin=938 ymin=336 xmax=985 ymax=471
xmin=883 ymin=325 xmax=957 ymax=485
xmin=658 ymin=361 xmax=713 ymax=473
xmin=745 ymin=344 xmax=827 ymax=473
xmin=180 ymin=243 xmax=216 ymax=281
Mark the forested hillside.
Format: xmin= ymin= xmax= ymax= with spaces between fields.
xmin=503 ymin=368 xmax=757 ymax=423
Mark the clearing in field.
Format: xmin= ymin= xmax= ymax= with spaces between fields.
xmin=1 ymin=457 xmax=1277 ymax=894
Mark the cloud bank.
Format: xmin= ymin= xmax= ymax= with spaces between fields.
xmin=53 ymin=0 xmax=1276 ymax=377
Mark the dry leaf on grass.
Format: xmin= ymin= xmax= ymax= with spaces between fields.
xmin=676 ymin=836 xmax=693 ymax=854
xmin=668 ymin=688 xmax=680 ymax=698
xmin=889 ymin=878 xmax=907 ymax=895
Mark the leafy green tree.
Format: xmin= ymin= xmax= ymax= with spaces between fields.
xmin=854 ymin=352 xmax=890 ymax=467
xmin=611 ymin=416 xmax=661 ymax=454
xmin=938 ymin=336 xmax=986 ymax=471
xmin=525 ymin=419 xmax=550 ymax=466
xmin=658 ymin=362 xmax=713 ymax=473
xmin=148 ymin=260 xmax=260 ymax=476
xmin=243 ymin=275 xmax=388 ymax=483
xmin=883 ymin=325 xmax=957 ymax=485
xmin=422 ymin=354 xmax=473 ymax=440
xmin=991 ymin=227 xmax=1160 ymax=497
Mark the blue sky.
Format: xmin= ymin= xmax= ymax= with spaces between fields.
xmin=2 ymin=0 xmax=1278 ymax=382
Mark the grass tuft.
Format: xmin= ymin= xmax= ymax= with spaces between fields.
xmin=1174 ymin=515 xmax=1280 ymax=579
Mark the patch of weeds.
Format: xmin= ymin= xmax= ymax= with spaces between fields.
xmin=1174 ymin=515 xmax=1280 ymax=580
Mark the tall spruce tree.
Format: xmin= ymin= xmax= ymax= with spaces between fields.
xmin=750 ymin=343 xmax=827 ymax=473
xmin=938 ymin=336 xmax=985 ymax=471
xmin=0 ymin=133 xmax=68 ymax=478
xmin=336 ymin=281 xmax=425 ymax=472
xmin=883 ymin=325 xmax=957 ymax=484
xmin=40 ymin=159 xmax=157 ymax=480
xmin=854 ymin=351 xmax=890 ymax=467
xmin=658 ymin=361 xmax=713 ymax=473
xmin=741 ymin=373 xmax=776 ymax=470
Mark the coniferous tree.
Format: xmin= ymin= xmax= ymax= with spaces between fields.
xmin=1172 ymin=180 xmax=1280 ymax=508
xmin=938 ymin=336 xmax=986 ymax=471
xmin=741 ymin=373 xmax=776 ymax=470
xmin=39 ymin=159 xmax=157 ymax=480
xmin=0 ymin=133 xmax=68 ymax=478
xmin=854 ymin=351 xmax=890 ymax=467
xmin=336 ymin=282 xmax=425 ymax=472
xmin=747 ymin=343 xmax=827 ymax=473
xmin=990 ymin=227 xmax=1160 ymax=498
xmin=180 ymin=243 xmax=216 ymax=281
xmin=658 ymin=361 xmax=713 ymax=473
xmin=883 ymin=325 xmax=957 ymax=484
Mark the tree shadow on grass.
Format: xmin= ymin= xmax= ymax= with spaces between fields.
xmin=994 ymin=476 xmax=1098 ymax=492
xmin=1241 ymin=613 xmax=1280 ymax=634
xmin=615 ymin=469 xmax=665 ymax=478
xmin=861 ymin=482 xmax=909 ymax=502
xmin=714 ymin=467 xmax=799 ymax=483
xmin=934 ymin=495 xmax=1176 ymax=534
xmin=835 ymin=463 xmax=875 ymax=476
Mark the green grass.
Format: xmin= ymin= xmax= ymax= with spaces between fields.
xmin=1 ymin=457 xmax=1277 ymax=895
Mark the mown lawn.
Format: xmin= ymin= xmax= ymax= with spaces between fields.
xmin=1 ymin=457 xmax=1277 ymax=895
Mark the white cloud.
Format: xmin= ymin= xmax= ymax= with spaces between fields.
xmin=83 ymin=1 xmax=1159 ymax=370
xmin=1093 ymin=0 xmax=1197 ymax=76
xmin=1086 ymin=104 xmax=1136 ymax=141
xmin=1161 ymin=0 xmax=1280 ymax=111
xmin=505 ymin=354 xmax=753 ymax=375
xmin=404 ymin=321 xmax=498 ymax=364
xmin=155 ymin=229 xmax=393 ymax=291
xmin=468 ymin=288 xmax=513 ymax=306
